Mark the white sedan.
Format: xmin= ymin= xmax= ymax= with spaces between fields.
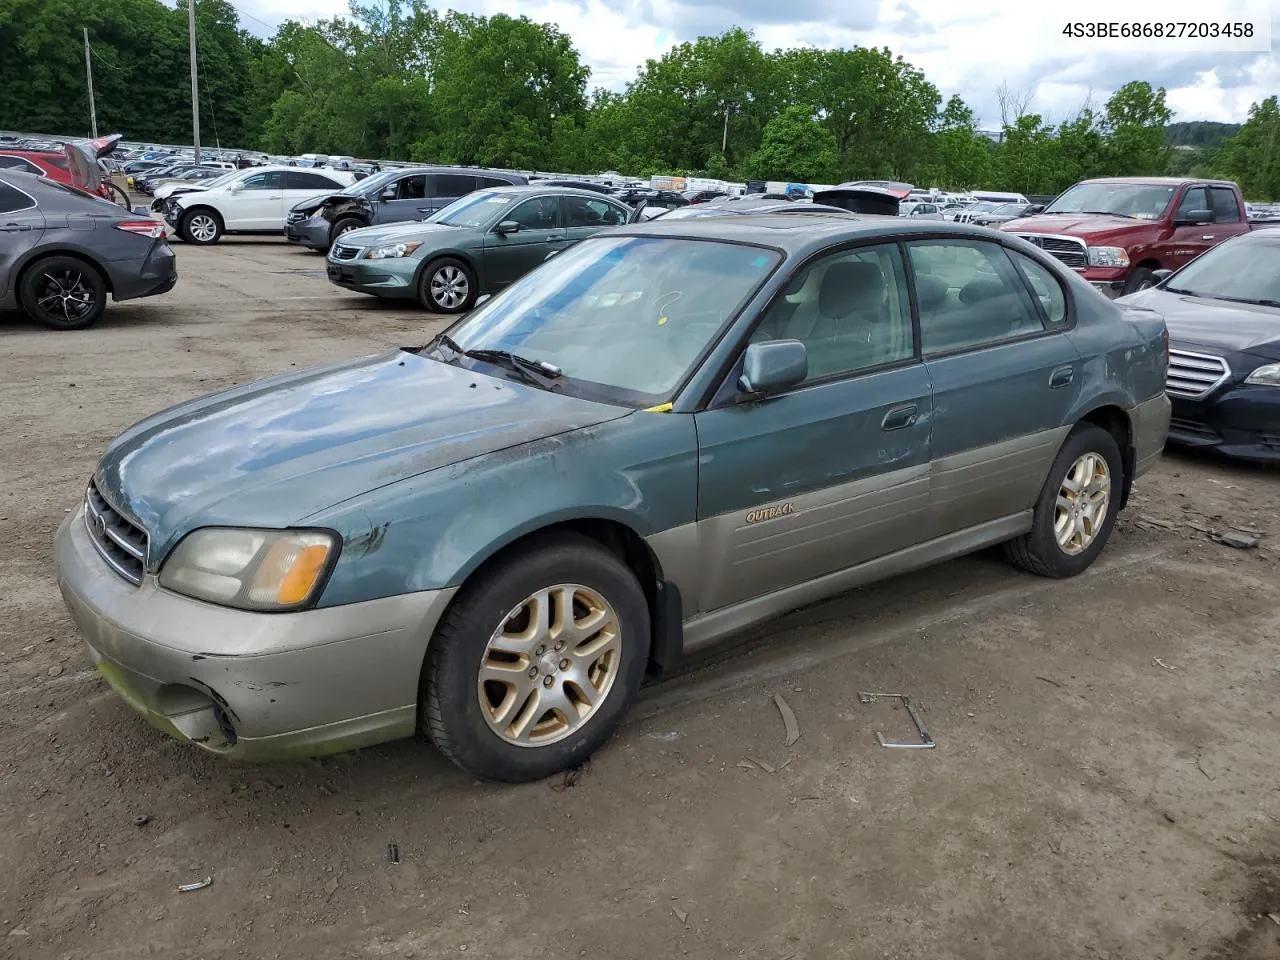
xmin=158 ymin=166 xmax=356 ymax=245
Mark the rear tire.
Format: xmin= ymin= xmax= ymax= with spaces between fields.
xmin=417 ymin=256 xmax=476 ymax=314
xmin=1004 ymin=424 xmax=1123 ymax=578
xmin=423 ymin=532 xmax=651 ymax=782
xmin=180 ymin=207 xmax=222 ymax=245
xmin=19 ymin=256 xmax=108 ymax=331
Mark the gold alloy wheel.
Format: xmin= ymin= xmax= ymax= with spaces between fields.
xmin=477 ymin=584 xmax=623 ymax=747
xmin=1054 ymin=452 xmax=1111 ymax=555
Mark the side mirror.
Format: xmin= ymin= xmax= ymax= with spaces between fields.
xmin=1175 ymin=209 xmax=1212 ymax=225
xmin=1027 ymin=204 xmax=1045 ymax=215
xmin=379 ymin=188 xmax=396 ymax=202
xmin=1151 ymin=268 xmax=1174 ymax=284
xmin=228 ymin=182 xmax=242 ymax=194
xmin=495 ymin=220 xmax=520 ymax=235
xmin=738 ymin=341 xmax=808 ymax=397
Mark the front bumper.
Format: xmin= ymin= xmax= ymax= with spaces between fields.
xmin=285 ymin=215 xmax=332 ymax=251
xmin=55 ymin=508 xmax=456 ymax=759
xmin=325 ymin=253 xmax=420 ymax=298
xmin=1168 ymin=387 xmax=1280 ymax=463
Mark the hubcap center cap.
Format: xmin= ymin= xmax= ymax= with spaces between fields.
xmin=537 ymin=652 xmax=561 ymax=676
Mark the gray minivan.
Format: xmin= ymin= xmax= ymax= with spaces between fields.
xmin=285 ymin=166 xmax=528 ymax=251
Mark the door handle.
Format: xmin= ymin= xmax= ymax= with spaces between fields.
xmin=1201 ymin=234 xmax=1215 ymax=240
xmin=1050 ymin=365 xmax=1074 ymax=388
xmin=417 ymin=207 xmax=432 ymax=214
xmin=881 ymin=403 xmax=918 ymax=431
xmin=545 ymin=235 xmax=564 ymax=242
xmin=1 ymin=223 xmax=30 ymax=231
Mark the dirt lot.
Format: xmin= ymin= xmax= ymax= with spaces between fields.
xmin=1 ymin=237 xmax=1278 ymax=960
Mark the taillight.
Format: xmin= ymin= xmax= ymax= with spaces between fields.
xmin=114 ymin=220 xmax=167 ymax=239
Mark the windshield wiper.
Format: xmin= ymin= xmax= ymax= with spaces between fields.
xmin=424 ymin=331 xmax=466 ymax=360
xmin=1169 ymin=290 xmax=1280 ymax=308
xmin=1078 ymin=210 xmax=1138 ymax=219
xmin=461 ymin=349 xmax=562 ymax=389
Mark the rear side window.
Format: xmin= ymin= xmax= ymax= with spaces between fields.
xmin=1210 ymin=187 xmax=1240 ymax=223
xmin=285 ymin=171 xmax=343 ymax=190
xmin=907 ymin=239 xmax=1046 ymax=355
xmin=431 ymin=174 xmax=480 ymax=197
xmin=1007 ymin=250 xmax=1068 ymax=327
xmin=0 ymin=179 xmax=35 ymax=213
xmin=563 ymin=195 xmax=628 ymax=227
xmin=480 ymin=176 xmax=515 ymax=189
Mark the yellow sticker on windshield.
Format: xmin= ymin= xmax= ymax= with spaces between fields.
xmin=658 ymin=316 xmax=668 ymax=325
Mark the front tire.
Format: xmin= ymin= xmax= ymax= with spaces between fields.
xmin=180 ymin=208 xmax=222 ymax=245
xmin=1122 ymin=266 xmax=1156 ymax=295
xmin=329 ymin=217 xmax=364 ymax=248
xmin=1004 ymin=423 xmax=1123 ymax=578
xmin=19 ymin=256 xmax=108 ymax=330
xmin=418 ymin=256 xmax=476 ymax=313
xmin=424 ymin=532 xmax=651 ymax=782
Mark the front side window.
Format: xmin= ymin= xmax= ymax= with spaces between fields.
xmin=242 ymin=171 xmax=283 ymax=191
xmin=749 ymin=243 xmax=915 ymax=381
xmin=443 ymin=236 xmax=782 ymax=405
xmin=907 ymin=239 xmax=1046 ymax=355
xmin=395 ymin=175 xmax=426 ymax=200
xmin=507 ymin=196 xmax=559 ymax=230
xmin=1176 ymin=186 xmax=1210 ymax=220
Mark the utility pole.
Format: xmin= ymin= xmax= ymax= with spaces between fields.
xmin=83 ymin=28 xmax=98 ymax=138
xmin=188 ymin=0 xmax=201 ymax=162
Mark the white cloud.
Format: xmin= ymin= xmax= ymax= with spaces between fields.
xmin=238 ymin=0 xmax=1280 ymax=124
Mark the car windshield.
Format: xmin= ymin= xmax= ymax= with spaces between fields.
xmin=441 ymin=236 xmax=782 ymax=406
xmin=1164 ymin=238 xmax=1280 ymax=305
xmin=429 ymin=191 xmax=519 ymax=227
xmin=990 ymin=203 xmax=1022 ymax=215
xmin=1044 ymin=182 xmax=1176 ymax=219
xmin=342 ymin=168 xmax=401 ymax=197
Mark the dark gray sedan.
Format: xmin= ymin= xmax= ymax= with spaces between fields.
xmin=0 ymin=172 xmax=176 ymax=330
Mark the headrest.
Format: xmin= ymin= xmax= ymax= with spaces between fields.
xmin=820 ymin=260 xmax=884 ymax=317
xmin=959 ymin=277 xmax=1007 ymax=304
xmin=915 ymin=273 xmax=949 ymax=311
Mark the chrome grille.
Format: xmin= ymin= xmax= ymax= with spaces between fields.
xmin=286 ymin=209 xmax=307 ymax=224
xmin=330 ymin=244 xmax=359 ymax=261
xmin=1166 ymin=349 xmax=1231 ymax=400
xmin=83 ymin=480 xmax=148 ymax=585
xmin=1011 ymin=233 xmax=1089 ymax=270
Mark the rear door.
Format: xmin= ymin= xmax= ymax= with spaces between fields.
xmin=0 ymin=178 xmax=45 ymax=301
xmin=482 ymin=195 xmax=566 ymax=288
xmin=908 ymin=237 xmax=1081 ymax=535
xmin=1207 ymin=185 xmax=1250 ymax=244
xmin=424 ymin=173 xmax=480 ymax=215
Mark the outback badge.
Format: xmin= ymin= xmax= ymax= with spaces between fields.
xmin=745 ymin=503 xmax=795 ymax=524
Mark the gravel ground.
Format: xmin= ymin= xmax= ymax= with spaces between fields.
xmin=1 ymin=237 xmax=1278 ymax=960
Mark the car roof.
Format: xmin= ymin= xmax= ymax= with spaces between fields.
xmin=472 ymin=184 xmax=627 ymax=201
xmin=1080 ymin=176 xmax=1239 ymax=187
xmin=612 ymin=213 xmax=1014 ymax=255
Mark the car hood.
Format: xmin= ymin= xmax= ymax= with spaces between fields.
xmin=291 ymin=191 xmax=364 ymax=212
xmin=1003 ymin=213 xmax=1152 ymax=238
xmin=94 ymin=351 xmax=630 ymax=561
xmin=162 ymin=183 xmax=211 ymax=200
xmin=341 ymin=220 xmax=468 ymax=247
xmin=1118 ymin=287 xmax=1280 ymax=358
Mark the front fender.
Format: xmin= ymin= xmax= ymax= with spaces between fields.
xmin=309 ymin=411 xmax=700 ymax=607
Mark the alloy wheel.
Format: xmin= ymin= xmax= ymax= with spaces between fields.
xmin=476 ymin=583 xmax=623 ymax=747
xmin=34 ymin=269 xmax=95 ymax=325
xmin=1054 ymin=452 xmax=1111 ymax=555
xmin=430 ymin=265 xmax=468 ymax=310
xmin=188 ymin=214 xmax=218 ymax=242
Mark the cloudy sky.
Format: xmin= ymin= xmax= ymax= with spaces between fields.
xmin=233 ymin=0 xmax=1278 ymax=127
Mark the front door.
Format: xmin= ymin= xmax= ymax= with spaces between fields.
xmin=0 ymin=177 xmax=44 ymax=301
xmin=373 ymin=173 xmax=430 ymax=225
xmin=1163 ymin=185 xmax=1217 ymax=269
xmin=560 ymin=194 xmax=630 ymax=243
xmin=692 ymin=243 xmax=935 ymax=613
xmin=907 ymin=237 xmax=1083 ymax=536
xmin=229 ymin=170 xmax=284 ymax=230
xmin=482 ymin=195 xmax=567 ymax=289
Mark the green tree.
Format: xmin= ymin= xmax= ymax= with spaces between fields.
xmin=1215 ymin=96 xmax=1280 ymax=200
xmin=917 ymin=95 xmax=991 ymax=189
xmin=742 ymin=105 xmax=840 ymax=183
xmin=1103 ymin=80 xmax=1173 ymax=175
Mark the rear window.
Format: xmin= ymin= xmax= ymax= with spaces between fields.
xmin=430 ymin=174 xmax=479 ymax=197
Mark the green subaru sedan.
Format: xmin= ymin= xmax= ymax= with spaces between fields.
xmin=326 ymin=185 xmax=633 ymax=313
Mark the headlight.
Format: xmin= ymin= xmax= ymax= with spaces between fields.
xmin=1088 ymin=246 xmax=1130 ymax=268
xmin=1244 ymin=362 xmax=1280 ymax=386
xmin=365 ymin=241 xmax=422 ymax=259
xmin=159 ymin=528 xmax=337 ymax=611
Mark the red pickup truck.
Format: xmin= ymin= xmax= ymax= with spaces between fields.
xmin=1000 ymin=177 xmax=1253 ymax=298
